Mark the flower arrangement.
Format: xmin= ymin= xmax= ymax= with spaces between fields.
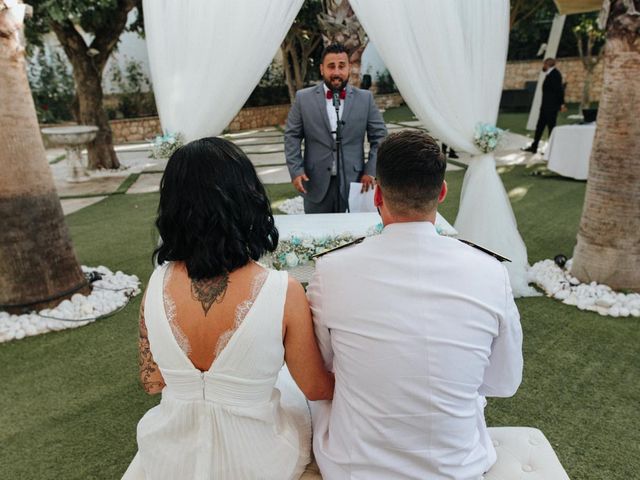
xmin=473 ymin=123 xmax=504 ymax=154
xmin=270 ymin=233 xmax=357 ymax=270
xmin=149 ymin=132 xmax=184 ymax=160
xmin=269 ymin=222 xmax=449 ymax=271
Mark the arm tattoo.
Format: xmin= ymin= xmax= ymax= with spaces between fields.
xmin=139 ymin=301 xmax=165 ymax=394
xmin=190 ymin=273 xmax=230 ymax=316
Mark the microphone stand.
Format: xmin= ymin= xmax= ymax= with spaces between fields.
xmin=333 ymin=90 xmax=346 ymax=212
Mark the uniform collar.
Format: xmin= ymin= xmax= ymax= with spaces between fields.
xmin=382 ymin=221 xmax=437 ymax=236
xmin=544 ymin=66 xmax=555 ymax=76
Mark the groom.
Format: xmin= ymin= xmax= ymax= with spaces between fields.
xmin=284 ymin=43 xmax=387 ymax=213
xmin=307 ymin=130 xmax=523 ymax=479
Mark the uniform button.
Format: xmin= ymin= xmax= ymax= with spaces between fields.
xmin=327 ymin=167 xmax=331 ymax=171
xmin=522 ymin=464 xmax=533 ymax=472
xmin=492 ymin=440 xmax=500 ymax=447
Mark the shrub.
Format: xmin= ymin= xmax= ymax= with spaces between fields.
xmin=375 ymin=69 xmax=398 ymax=94
xmin=107 ymin=58 xmax=157 ymax=119
xmin=28 ymin=50 xmax=76 ymax=124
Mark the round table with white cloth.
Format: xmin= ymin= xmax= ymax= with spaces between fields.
xmin=544 ymin=124 xmax=596 ymax=180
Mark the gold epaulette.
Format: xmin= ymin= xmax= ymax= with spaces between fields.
xmin=458 ymin=239 xmax=511 ymax=262
xmin=312 ymin=237 xmax=365 ymax=259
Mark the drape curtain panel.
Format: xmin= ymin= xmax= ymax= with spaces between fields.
xmin=144 ymin=0 xmax=536 ymax=296
xmin=143 ymin=0 xmax=304 ymax=141
xmin=350 ymin=0 xmax=537 ymax=296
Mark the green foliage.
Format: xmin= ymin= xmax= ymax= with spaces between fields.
xmin=507 ymin=0 xmax=596 ymax=61
xmin=27 ymin=50 xmax=76 ymax=123
xmin=106 ymin=58 xmax=157 ymax=119
xmin=244 ymin=61 xmax=289 ymax=107
xmin=290 ymin=0 xmax=324 ymax=81
xmin=25 ymin=0 xmax=142 ymax=47
xmin=375 ymin=69 xmax=398 ymax=94
xmin=572 ymin=15 xmax=605 ymax=54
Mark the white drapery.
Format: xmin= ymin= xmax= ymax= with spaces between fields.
xmin=143 ymin=0 xmax=303 ymax=141
xmin=350 ymin=0 xmax=537 ymax=296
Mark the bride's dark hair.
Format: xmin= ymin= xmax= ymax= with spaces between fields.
xmin=153 ymin=137 xmax=278 ymax=279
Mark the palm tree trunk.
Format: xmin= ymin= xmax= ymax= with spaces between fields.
xmin=318 ymin=0 xmax=368 ymax=87
xmin=571 ymin=0 xmax=640 ymax=291
xmin=0 ymin=6 xmax=88 ymax=313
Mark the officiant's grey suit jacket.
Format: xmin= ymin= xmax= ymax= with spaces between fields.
xmin=285 ymin=83 xmax=387 ymax=204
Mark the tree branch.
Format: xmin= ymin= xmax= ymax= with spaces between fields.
xmin=50 ymin=19 xmax=87 ymax=61
xmin=91 ymin=0 xmax=140 ymax=71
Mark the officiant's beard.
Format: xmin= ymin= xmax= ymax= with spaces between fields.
xmin=324 ymin=76 xmax=348 ymax=92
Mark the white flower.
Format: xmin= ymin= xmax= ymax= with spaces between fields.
xmin=285 ymin=252 xmax=299 ymax=268
xmin=302 ymin=238 xmax=314 ymax=249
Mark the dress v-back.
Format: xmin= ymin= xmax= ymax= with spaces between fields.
xmin=123 ymin=263 xmax=311 ymax=480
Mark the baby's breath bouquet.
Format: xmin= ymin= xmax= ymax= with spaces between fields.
xmin=473 ymin=123 xmax=504 ymax=154
xmin=149 ymin=132 xmax=184 ymax=160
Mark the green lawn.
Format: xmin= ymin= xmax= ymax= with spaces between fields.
xmin=1 ymin=168 xmax=638 ymax=479
xmin=384 ymin=104 xmax=584 ymax=138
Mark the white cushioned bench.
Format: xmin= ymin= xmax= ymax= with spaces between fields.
xmin=300 ymin=427 xmax=570 ymax=479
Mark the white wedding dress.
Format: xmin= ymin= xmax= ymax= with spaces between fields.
xmin=122 ymin=263 xmax=311 ymax=480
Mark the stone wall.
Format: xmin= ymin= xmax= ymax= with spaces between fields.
xmin=504 ymin=57 xmax=604 ymax=104
xmin=105 ymin=93 xmax=405 ymax=143
xmin=109 ymin=116 xmax=162 ymax=144
xmin=227 ymin=104 xmax=290 ymax=132
xmin=374 ymin=93 xmax=404 ymax=110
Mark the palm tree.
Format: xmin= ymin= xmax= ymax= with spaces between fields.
xmin=0 ymin=1 xmax=87 ymax=313
xmin=571 ymin=0 xmax=640 ymax=291
xmin=318 ymin=0 xmax=368 ymax=87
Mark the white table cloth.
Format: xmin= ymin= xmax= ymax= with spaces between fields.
xmin=274 ymin=212 xmax=457 ymax=239
xmin=269 ymin=213 xmax=457 ymax=282
xmin=544 ymin=124 xmax=596 ymax=180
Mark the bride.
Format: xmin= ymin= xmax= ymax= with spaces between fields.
xmin=123 ymin=137 xmax=334 ymax=479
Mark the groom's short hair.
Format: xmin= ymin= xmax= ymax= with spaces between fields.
xmin=376 ymin=130 xmax=446 ymax=213
xmin=321 ymin=43 xmax=349 ymax=62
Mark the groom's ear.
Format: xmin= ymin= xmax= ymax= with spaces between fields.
xmin=374 ymin=185 xmax=383 ymax=207
xmin=438 ymin=181 xmax=448 ymax=204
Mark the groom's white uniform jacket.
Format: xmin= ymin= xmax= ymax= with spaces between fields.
xmin=307 ymin=222 xmax=523 ymax=480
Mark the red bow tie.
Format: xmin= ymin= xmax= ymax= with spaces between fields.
xmin=326 ymin=89 xmax=346 ymax=100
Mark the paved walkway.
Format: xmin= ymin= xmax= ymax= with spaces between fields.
xmin=50 ymin=123 xmax=543 ymax=216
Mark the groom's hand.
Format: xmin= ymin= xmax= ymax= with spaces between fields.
xmin=361 ymin=175 xmax=375 ymax=192
xmin=293 ymin=174 xmax=309 ymax=194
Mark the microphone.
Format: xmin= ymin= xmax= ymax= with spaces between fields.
xmin=332 ymin=88 xmax=341 ymax=108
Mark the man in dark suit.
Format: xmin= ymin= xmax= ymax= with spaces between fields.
xmin=285 ymin=43 xmax=387 ymax=213
xmin=523 ymin=58 xmax=566 ymax=153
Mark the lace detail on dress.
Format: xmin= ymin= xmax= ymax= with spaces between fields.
xmin=163 ymin=263 xmax=192 ymax=357
xmin=214 ymin=268 xmax=270 ymax=357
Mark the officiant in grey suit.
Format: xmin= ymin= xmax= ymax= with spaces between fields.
xmin=285 ymin=43 xmax=387 ymax=213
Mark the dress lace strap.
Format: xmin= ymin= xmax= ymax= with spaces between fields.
xmin=214 ymin=268 xmax=271 ymax=357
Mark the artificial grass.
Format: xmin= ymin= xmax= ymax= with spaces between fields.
xmin=1 ymin=169 xmax=639 ymax=479
xmin=383 ymin=103 xmax=584 ymax=138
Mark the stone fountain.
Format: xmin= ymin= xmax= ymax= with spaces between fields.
xmin=41 ymin=125 xmax=99 ymax=182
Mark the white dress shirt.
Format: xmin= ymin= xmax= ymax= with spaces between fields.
xmin=323 ymin=84 xmax=345 ymax=176
xmin=307 ymin=221 xmax=523 ymax=480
